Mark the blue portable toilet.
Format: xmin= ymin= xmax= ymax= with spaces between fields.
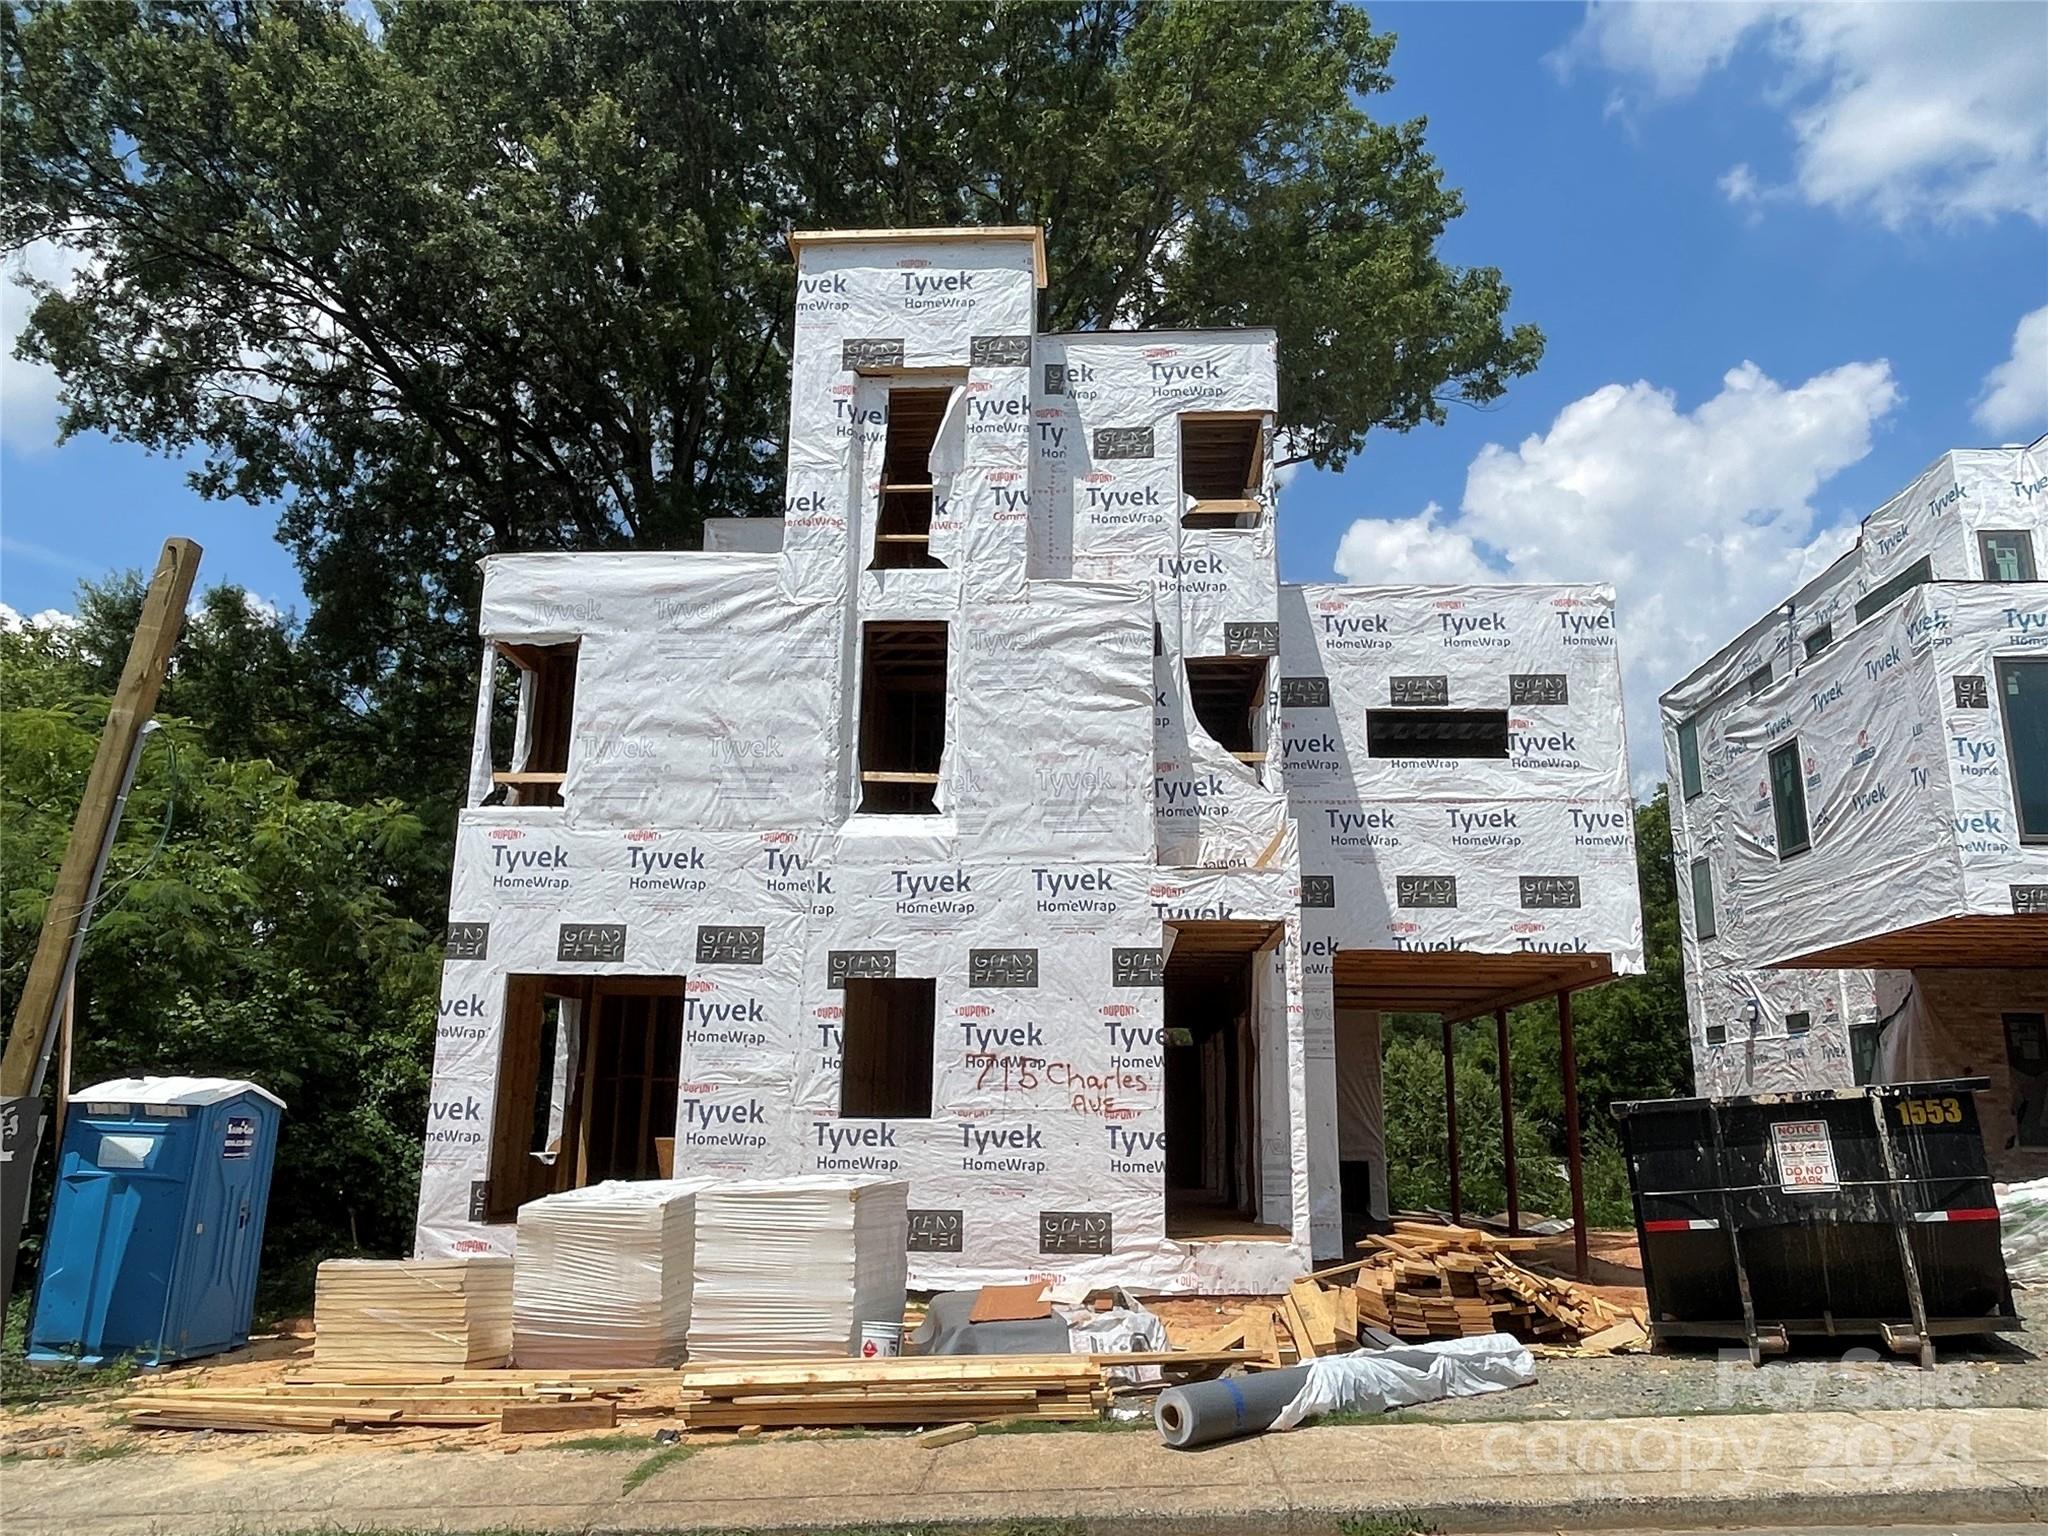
xmin=29 ymin=1076 xmax=283 ymax=1367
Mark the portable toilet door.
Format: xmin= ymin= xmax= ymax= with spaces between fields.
xmin=28 ymin=1077 xmax=283 ymax=1367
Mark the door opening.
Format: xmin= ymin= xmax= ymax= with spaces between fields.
xmin=1162 ymin=920 xmax=1289 ymax=1241
xmin=485 ymin=975 xmax=683 ymax=1221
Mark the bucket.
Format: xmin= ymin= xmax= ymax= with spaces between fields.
xmin=857 ymin=1320 xmax=905 ymax=1359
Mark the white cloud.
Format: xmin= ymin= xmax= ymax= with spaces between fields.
xmin=1564 ymin=2 xmax=2048 ymax=228
xmin=2 ymin=238 xmax=94 ymax=454
xmin=1973 ymin=304 xmax=2048 ymax=437
xmin=1333 ymin=501 xmax=1487 ymax=585
xmin=0 ymin=601 xmax=77 ymax=634
xmin=1332 ymin=358 xmax=1901 ymax=788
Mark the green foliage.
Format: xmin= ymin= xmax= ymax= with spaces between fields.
xmin=4 ymin=0 xmax=1542 ymax=811
xmin=1382 ymin=794 xmax=1690 ymax=1227
xmin=0 ymin=610 xmax=440 ymax=1294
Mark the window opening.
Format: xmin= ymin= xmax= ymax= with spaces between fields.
xmin=1184 ymin=657 xmax=1268 ymax=772
xmin=1367 ymin=708 xmax=1509 ymax=760
xmin=1854 ymin=555 xmax=1933 ymax=623
xmin=1744 ymin=663 xmax=1773 ymax=699
xmin=839 ymin=978 xmax=936 ymax=1119
xmin=1678 ymin=718 xmax=1703 ymax=799
xmin=1997 ymin=657 xmax=2048 ymax=842
xmin=1979 ymin=530 xmax=2038 ymax=583
xmin=2003 ymin=1012 xmax=2047 ymax=1148
xmin=1691 ymin=857 xmax=1716 ymax=939
xmin=1804 ymin=624 xmax=1834 ymax=659
xmin=1179 ymin=414 xmax=1264 ymax=528
xmin=1769 ymin=739 xmax=1811 ymax=857
xmin=489 ymin=641 xmax=578 ymax=807
xmin=1786 ymin=1010 xmax=1811 ymax=1037
xmin=871 ymin=387 xmax=952 ymax=569
xmin=858 ymin=621 xmax=947 ymax=814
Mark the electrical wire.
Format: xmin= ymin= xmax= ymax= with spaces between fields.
xmin=84 ymin=729 xmax=179 ymax=924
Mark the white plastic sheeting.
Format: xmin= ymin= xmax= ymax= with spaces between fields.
xmin=1269 ymin=1333 xmax=1537 ymax=1431
xmin=687 ymin=1178 xmax=908 ymax=1361
xmin=512 ymin=1180 xmax=702 ymax=1368
xmin=1999 ymin=1178 xmax=2048 ymax=1286
xmin=1664 ymin=439 xmax=2047 ymax=1099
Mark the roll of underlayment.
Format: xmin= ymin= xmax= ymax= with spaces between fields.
xmin=1154 ymin=1366 xmax=1310 ymax=1449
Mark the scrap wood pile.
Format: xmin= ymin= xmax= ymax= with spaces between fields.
xmin=1185 ymin=1220 xmax=1647 ymax=1363
xmin=118 ymin=1349 xmax=1253 ymax=1436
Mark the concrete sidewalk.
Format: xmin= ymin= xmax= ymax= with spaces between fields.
xmin=5 ymin=1406 xmax=2045 ymax=1534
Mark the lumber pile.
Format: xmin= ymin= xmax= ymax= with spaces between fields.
xmin=1183 ymin=1220 xmax=1643 ymax=1362
xmin=118 ymin=1349 xmax=1254 ymax=1436
xmin=1348 ymin=1221 xmax=1638 ymax=1347
xmin=312 ymin=1257 xmax=513 ymax=1368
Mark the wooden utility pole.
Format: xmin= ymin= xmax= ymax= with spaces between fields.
xmin=1 ymin=537 xmax=200 ymax=1310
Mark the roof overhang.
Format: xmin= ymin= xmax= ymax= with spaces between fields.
xmin=1770 ymin=914 xmax=2048 ymax=970
xmin=1332 ymin=949 xmax=1617 ymax=1022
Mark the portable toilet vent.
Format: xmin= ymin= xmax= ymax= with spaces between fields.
xmin=29 ymin=1076 xmax=283 ymax=1367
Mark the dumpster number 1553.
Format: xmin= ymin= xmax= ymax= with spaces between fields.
xmin=1896 ymin=1096 xmax=1962 ymax=1126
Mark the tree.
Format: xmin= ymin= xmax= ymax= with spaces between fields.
xmin=1382 ymin=793 xmax=1692 ymax=1226
xmin=0 ymin=612 xmax=439 ymax=1296
xmin=4 ymin=0 xmax=1543 ymax=816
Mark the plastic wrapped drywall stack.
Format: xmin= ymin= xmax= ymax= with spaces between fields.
xmin=513 ymin=1181 xmax=702 ymax=1369
xmin=313 ymin=1257 xmax=513 ymax=1367
xmin=687 ymin=1177 xmax=910 ymax=1361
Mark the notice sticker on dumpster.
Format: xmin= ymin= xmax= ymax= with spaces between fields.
xmin=1771 ymin=1119 xmax=1839 ymax=1191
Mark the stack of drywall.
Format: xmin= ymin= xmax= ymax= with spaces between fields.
xmin=313 ymin=1257 xmax=514 ymax=1367
xmin=513 ymin=1181 xmax=701 ymax=1369
xmin=688 ymin=1178 xmax=910 ymax=1361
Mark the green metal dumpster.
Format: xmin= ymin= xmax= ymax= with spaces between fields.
xmin=1612 ymin=1079 xmax=2019 ymax=1366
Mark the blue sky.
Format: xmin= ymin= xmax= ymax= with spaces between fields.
xmin=4 ymin=1 xmax=2044 ymax=781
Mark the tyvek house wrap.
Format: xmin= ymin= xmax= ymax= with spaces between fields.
xmin=1714 ymin=584 xmax=2048 ymax=964
xmin=1663 ymin=439 xmax=2046 ymax=1096
xmin=417 ymin=227 xmax=1644 ymax=1291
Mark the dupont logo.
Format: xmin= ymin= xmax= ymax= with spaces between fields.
xmin=1040 ymin=1210 xmax=1113 ymax=1256
xmin=697 ymin=925 xmax=766 ymax=965
xmin=1954 ymin=675 xmax=1989 ymax=709
xmin=1519 ymin=875 xmax=1582 ymax=910
xmin=444 ymin=922 xmax=489 ymax=961
xmin=557 ymin=923 xmax=626 ymax=963
xmin=842 ymin=337 xmax=905 ymax=370
xmin=970 ymin=334 xmax=1031 ymax=367
xmin=1280 ymin=676 xmax=1331 ymax=709
xmin=1093 ymin=426 xmax=1154 ymax=459
xmin=1390 ymin=675 xmax=1450 ymax=707
xmin=1300 ymin=875 xmax=1337 ymax=909
xmin=1397 ymin=875 xmax=1458 ymax=909
xmin=907 ymin=1209 xmax=964 ymax=1253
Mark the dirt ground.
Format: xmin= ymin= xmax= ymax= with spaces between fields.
xmin=4 ymin=1227 xmax=2038 ymax=1460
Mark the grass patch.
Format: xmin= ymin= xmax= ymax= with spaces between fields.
xmin=1339 ymin=1516 xmax=1442 ymax=1536
xmin=72 ymin=1438 xmax=140 ymax=1462
xmin=620 ymin=1442 xmax=693 ymax=1493
xmin=553 ymin=1432 xmax=659 ymax=1453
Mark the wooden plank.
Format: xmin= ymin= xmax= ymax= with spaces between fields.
xmin=490 ymin=771 xmax=568 ymax=786
xmin=915 ymin=1422 xmax=978 ymax=1447
xmin=1180 ymin=1312 xmax=1251 ymax=1354
xmin=787 ymin=227 xmax=1049 ymax=288
xmin=1278 ymin=1292 xmax=1320 ymax=1359
xmin=2 ymin=538 xmax=201 ymax=1102
xmin=858 ymin=770 xmax=941 ymax=784
xmin=501 ymin=1400 xmax=620 ymax=1433
xmin=1288 ymin=1280 xmax=1338 ymax=1355
xmin=1331 ymin=1285 xmax=1359 ymax=1349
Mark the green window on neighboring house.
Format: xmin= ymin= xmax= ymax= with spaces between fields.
xmin=1998 ymin=657 xmax=2048 ymax=843
xmin=1744 ymin=663 xmax=1773 ymax=698
xmin=1804 ymin=624 xmax=1833 ymax=659
xmin=1678 ymin=718 xmax=1702 ymax=799
xmin=1980 ymin=530 xmax=2039 ymax=583
xmin=1769 ymin=739 xmax=1811 ymax=857
xmin=1786 ymin=1010 xmax=1811 ymax=1036
xmin=1690 ymin=856 xmax=1716 ymax=939
xmin=1854 ymin=554 xmax=1934 ymax=623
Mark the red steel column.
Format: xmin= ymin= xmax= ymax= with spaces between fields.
xmin=1558 ymin=988 xmax=1589 ymax=1281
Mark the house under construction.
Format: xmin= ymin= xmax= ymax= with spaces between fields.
xmin=414 ymin=226 xmax=1645 ymax=1291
